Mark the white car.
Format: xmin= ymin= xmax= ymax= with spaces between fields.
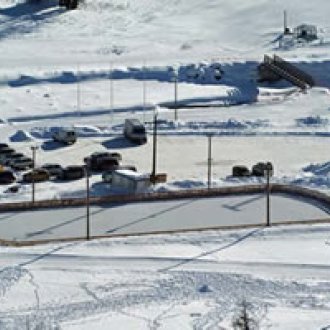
xmin=52 ymin=128 xmax=77 ymax=145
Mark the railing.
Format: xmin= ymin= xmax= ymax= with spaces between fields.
xmin=262 ymin=55 xmax=314 ymax=90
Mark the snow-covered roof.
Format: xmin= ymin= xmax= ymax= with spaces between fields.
xmin=114 ymin=169 xmax=150 ymax=181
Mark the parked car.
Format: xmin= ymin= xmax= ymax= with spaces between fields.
xmin=232 ymin=165 xmax=251 ymax=177
xmin=52 ymin=127 xmax=77 ymax=145
xmin=41 ymin=163 xmax=63 ymax=178
xmin=0 ymin=151 xmax=21 ymax=165
xmin=0 ymin=170 xmax=16 ymax=185
xmin=22 ymin=168 xmax=50 ymax=183
xmin=0 ymin=147 xmax=15 ymax=162
xmin=251 ymin=162 xmax=273 ymax=177
xmin=0 ymin=143 xmax=9 ymax=150
xmin=102 ymin=165 xmax=137 ymax=183
xmin=60 ymin=165 xmax=85 ymax=180
xmin=123 ymin=118 xmax=147 ymax=144
xmin=84 ymin=151 xmax=121 ymax=164
xmin=4 ymin=152 xmax=25 ymax=166
xmin=10 ymin=157 xmax=34 ymax=171
xmin=84 ymin=152 xmax=121 ymax=171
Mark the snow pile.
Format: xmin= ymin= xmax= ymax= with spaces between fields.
xmin=296 ymin=115 xmax=329 ymax=127
xmin=291 ymin=162 xmax=330 ymax=191
xmin=158 ymin=119 xmax=270 ymax=132
xmin=303 ymin=161 xmax=330 ymax=176
xmin=10 ymin=129 xmax=35 ymax=142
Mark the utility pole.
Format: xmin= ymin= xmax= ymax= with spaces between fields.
xmin=77 ymin=63 xmax=81 ymax=116
xmin=143 ymin=60 xmax=147 ymax=123
xmin=85 ymin=166 xmax=90 ymax=240
xmin=207 ymin=134 xmax=213 ymax=189
xmin=174 ymin=70 xmax=178 ymax=121
xmin=284 ymin=10 xmax=288 ymax=34
xmin=151 ymin=110 xmax=158 ymax=184
xmin=30 ymin=145 xmax=38 ymax=204
xmin=265 ymin=162 xmax=273 ymax=227
xmin=109 ymin=62 xmax=114 ymax=123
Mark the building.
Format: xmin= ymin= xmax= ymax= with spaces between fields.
xmin=111 ymin=169 xmax=151 ymax=193
xmin=294 ymin=24 xmax=318 ymax=42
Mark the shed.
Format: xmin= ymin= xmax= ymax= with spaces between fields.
xmin=111 ymin=169 xmax=151 ymax=193
xmin=294 ymin=24 xmax=317 ymax=42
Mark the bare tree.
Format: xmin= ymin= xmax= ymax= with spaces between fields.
xmin=232 ymin=300 xmax=259 ymax=330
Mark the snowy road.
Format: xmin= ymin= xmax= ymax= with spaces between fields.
xmin=0 ymin=193 xmax=328 ymax=242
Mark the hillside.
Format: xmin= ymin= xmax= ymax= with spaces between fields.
xmin=1 ymin=0 xmax=330 ymax=67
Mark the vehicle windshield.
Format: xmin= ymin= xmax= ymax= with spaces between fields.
xmin=133 ymin=127 xmax=145 ymax=134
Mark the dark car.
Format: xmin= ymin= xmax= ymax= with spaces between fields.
xmin=251 ymin=162 xmax=273 ymax=177
xmin=0 ymin=170 xmax=16 ymax=185
xmin=0 ymin=147 xmax=15 ymax=155
xmin=232 ymin=165 xmax=251 ymax=177
xmin=0 ymin=143 xmax=9 ymax=150
xmin=0 ymin=147 xmax=15 ymax=164
xmin=102 ymin=165 xmax=137 ymax=183
xmin=41 ymin=163 xmax=63 ymax=178
xmin=60 ymin=165 xmax=85 ymax=180
xmin=4 ymin=152 xmax=25 ymax=166
xmin=22 ymin=168 xmax=50 ymax=183
xmin=10 ymin=157 xmax=34 ymax=171
xmin=84 ymin=152 xmax=121 ymax=171
xmin=84 ymin=151 xmax=122 ymax=165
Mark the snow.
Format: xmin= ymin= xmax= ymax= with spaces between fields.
xmin=1 ymin=225 xmax=330 ymax=329
xmin=0 ymin=0 xmax=329 ymax=328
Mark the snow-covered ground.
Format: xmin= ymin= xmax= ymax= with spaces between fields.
xmin=1 ymin=225 xmax=330 ymax=329
xmin=0 ymin=0 xmax=330 ymax=328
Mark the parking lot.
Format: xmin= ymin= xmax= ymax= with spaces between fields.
xmin=1 ymin=132 xmax=329 ymax=201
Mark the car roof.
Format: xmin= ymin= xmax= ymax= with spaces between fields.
xmin=42 ymin=163 xmax=61 ymax=167
xmin=65 ymin=165 xmax=84 ymax=169
xmin=0 ymin=170 xmax=14 ymax=175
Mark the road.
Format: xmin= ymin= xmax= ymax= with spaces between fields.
xmin=0 ymin=193 xmax=328 ymax=242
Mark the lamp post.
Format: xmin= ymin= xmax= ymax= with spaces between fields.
xmin=174 ymin=69 xmax=178 ymax=121
xmin=207 ymin=133 xmax=214 ymax=189
xmin=151 ymin=106 xmax=159 ymax=184
xmin=172 ymin=67 xmax=179 ymax=121
xmin=109 ymin=61 xmax=114 ymax=123
xmin=265 ymin=162 xmax=273 ymax=227
xmin=30 ymin=145 xmax=38 ymax=204
xmin=85 ymin=165 xmax=90 ymax=240
xmin=76 ymin=63 xmax=81 ymax=117
xmin=143 ymin=60 xmax=147 ymax=123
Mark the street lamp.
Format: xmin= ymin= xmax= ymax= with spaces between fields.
xmin=207 ymin=133 xmax=214 ymax=189
xmin=85 ymin=165 xmax=90 ymax=240
xmin=171 ymin=67 xmax=179 ymax=121
xmin=264 ymin=162 xmax=273 ymax=227
xmin=30 ymin=145 xmax=39 ymax=204
xmin=143 ymin=60 xmax=147 ymax=123
xmin=151 ymin=106 xmax=159 ymax=184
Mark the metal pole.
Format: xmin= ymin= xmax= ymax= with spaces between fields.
xmin=85 ymin=166 xmax=90 ymax=240
xmin=207 ymin=134 xmax=212 ymax=189
xmin=143 ymin=60 xmax=146 ymax=123
xmin=109 ymin=62 xmax=114 ymax=123
xmin=174 ymin=74 xmax=178 ymax=121
xmin=151 ymin=112 xmax=158 ymax=184
xmin=31 ymin=146 xmax=38 ymax=204
xmin=266 ymin=168 xmax=270 ymax=226
xmin=77 ymin=63 xmax=81 ymax=117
